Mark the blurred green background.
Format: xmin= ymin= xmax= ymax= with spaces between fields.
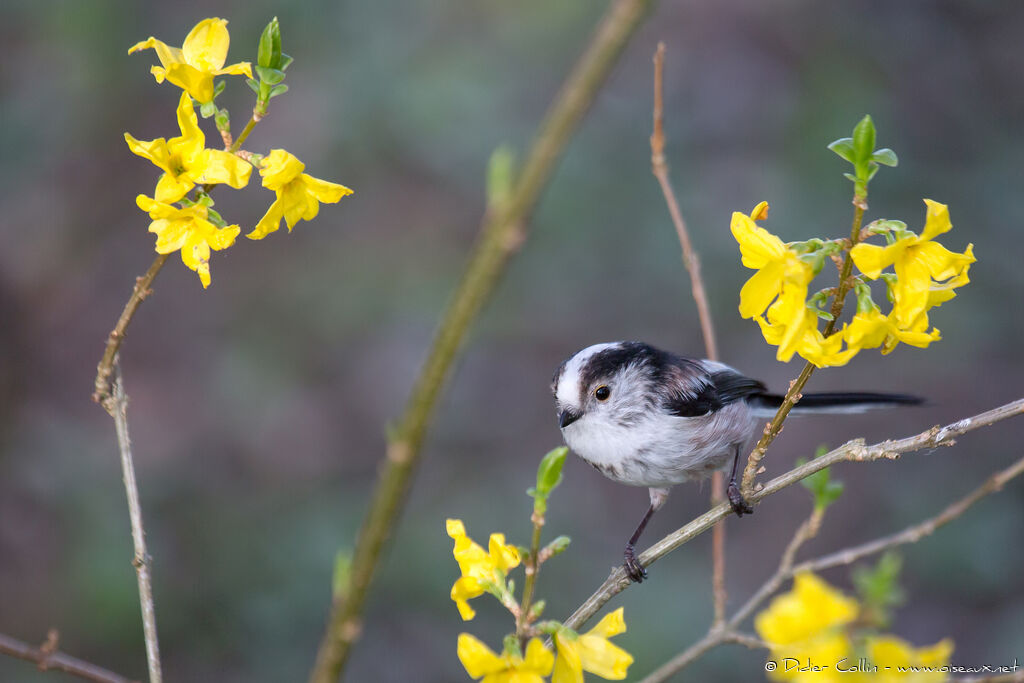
xmin=2 ymin=1 xmax=1023 ymax=681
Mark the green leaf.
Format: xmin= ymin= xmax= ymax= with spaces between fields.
xmin=199 ymin=101 xmax=218 ymax=119
xmin=542 ymin=535 xmax=571 ymax=559
xmin=214 ymin=107 xmax=230 ymax=131
xmin=843 ymin=172 xmax=857 ymax=183
xmin=246 ymin=77 xmax=260 ymax=94
xmin=205 ymin=207 xmax=227 ymax=227
xmin=853 ymin=551 xmax=905 ymax=627
xmin=871 ymin=148 xmax=898 ymax=167
xmin=258 ymin=17 xmax=282 ymax=69
xmin=255 ymin=65 xmax=286 ymax=85
xmin=852 ymin=115 xmax=876 ymax=164
xmin=535 ymin=447 xmax=568 ymax=498
xmin=798 ymin=445 xmax=844 ymax=510
xmin=279 ymin=53 xmax=294 ymax=71
xmin=827 ymin=138 xmax=856 ymax=163
xmin=269 ymin=84 xmax=289 ymax=98
xmin=528 ymin=600 xmax=546 ymax=620
xmin=213 ymin=79 xmax=226 ymax=99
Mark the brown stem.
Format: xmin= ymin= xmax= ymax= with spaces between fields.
xmin=517 ymin=511 xmax=545 ymax=644
xmin=92 ymin=254 xmax=169 ymax=408
xmin=0 ymin=630 xmax=138 ymax=683
xmin=561 ymin=397 xmax=1024 ymax=634
xmin=650 ymin=40 xmax=729 ymax=627
xmin=307 ymin=2 xmax=656 ymax=680
xmin=111 ymin=364 xmax=162 ymax=683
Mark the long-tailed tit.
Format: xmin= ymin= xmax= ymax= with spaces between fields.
xmin=551 ymin=341 xmax=921 ymax=582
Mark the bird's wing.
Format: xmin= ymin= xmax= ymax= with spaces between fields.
xmin=662 ymin=359 xmax=766 ymax=417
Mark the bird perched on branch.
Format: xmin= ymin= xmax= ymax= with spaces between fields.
xmin=551 ymin=341 xmax=921 ymax=582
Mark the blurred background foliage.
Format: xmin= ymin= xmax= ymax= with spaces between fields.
xmin=1 ymin=1 xmax=1023 ymax=681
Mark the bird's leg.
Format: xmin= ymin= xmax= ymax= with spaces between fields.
xmin=727 ymin=443 xmax=754 ymax=516
xmin=623 ymin=487 xmax=670 ymax=583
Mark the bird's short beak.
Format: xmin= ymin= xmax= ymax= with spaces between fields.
xmin=558 ymin=408 xmax=582 ymax=429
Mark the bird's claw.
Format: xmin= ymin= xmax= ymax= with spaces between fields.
xmin=623 ymin=544 xmax=647 ymax=583
xmin=727 ymin=481 xmax=754 ymax=517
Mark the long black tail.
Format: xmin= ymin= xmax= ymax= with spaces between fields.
xmin=750 ymin=391 xmax=924 ymax=416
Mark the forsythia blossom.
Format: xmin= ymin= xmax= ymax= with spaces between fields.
xmin=447 ymin=519 xmax=520 ymax=621
xmin=125 ymin=92 xmax=252 ymax=203
xmin=136 ymin=195 xmax=240 ymax=288
xmin=731 ymin=203 xmax=849 ymax=366
xmin=129 ymin=18 xmax=252 ymax=104
xmin=755 ymin=572 xmax=952 ymax=683
xmin=553 ymin=608 xmax=633 ymax=683
xmin=851 ymin=200 xmax=974 ymax=333
xmin=457 ymin=635 xmax=553 ymax=683
xmin=248 ymin=149 xmax=353 ymax=239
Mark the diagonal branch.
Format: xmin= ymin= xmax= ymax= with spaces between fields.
xmin=562 ymin=397 xmax=1024 ymax=634
xmin=0 ymin=629 xmax=138 ymax=683
xmin=307 ymin=1 xmax=657 ymax=680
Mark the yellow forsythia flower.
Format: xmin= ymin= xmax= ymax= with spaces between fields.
xmin=863 ymin=634 xmax=953 ymax=682
xmin=457 ymin=634 xmax=553 ymax=683
xmin=129 ymin=18 xmax=252 ymax=104
xmin=843 ymin=305 xmax=940 ymax=355
xmin=136 ymin=195 xmax=240 ymax=288
xmin=552 ymin=608 xmax=634 ymax=683
xmin=247 ymin=149 xmax=353 ymax=239
xmin=125 ymin=92 xmax=252 ymax=204
xmin=446 ymin=519 xmax=520 ymax=621
xmin=755 ymin=572 xmax=859 ymax=682
xmin=850 ymin=200 xmax=974 ymax=332
xmin=732 ymin=203 xmax=837 ymax=364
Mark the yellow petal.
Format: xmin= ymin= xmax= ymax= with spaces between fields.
xmin=301 ymin=174 xmax=354 ymax=204
xmin=195 ymin=149 xmax=253 ymax=189
xmin=738 ymin=264 xmax=783 ymax=318
xmin=553 ymin=635 xmax=582 ymax=683
xmin=450 ymin=576 xmax=485 ymax=618
xmin=755 ymin=572 xmax=857 ymax=646
xmin=457 ymin=634 xmax=506 ymax=678
xmin=124 ymin=132 xmax=172 ymax=171
xmin=577 ymin=635 xmax=633 ymax=680
xmin=521 ymin=638 xmax=554 ymax=675
xmin=248 ymin=196 xmax=287 ymax=239
xmin=844 ymin=310 xmax=890 ymax=350
xmin=750 ymin=201 xmax=770 ymax=221
xmin=217 ymin=61 xmax=254 ymax=79
xmin=281 ymin=182 xmax=320 ymax=228
xmin=149 ymin=219 xmax=188 ymax=254
xmin=920 ymin=199 xmax=952 ymax=241
xmin=154 ymin=173 xmax=193 ymax=204
xmin=487 ymin=534 xmax=521 ymax=573
xmin=731 ymin=211 xmax=785 ymax=269
xmin=260 ymin=149 xmax=307 ymax=190
xmin=586 ymin=607 xmax=627 ymax=639
xmin=851 ymin=241 xmax=904 ymax=279
xmin=162 ymin=63 xmax=216 ymax=104
xmin=128 ymin=37 xmax=184 ymax=68
xmin=182 ymin=18 xmax=230 ymax=71
xmin=912 ymin=240 xmax=975 ymax=281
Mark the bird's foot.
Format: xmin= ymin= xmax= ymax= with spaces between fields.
xmin=623 ymin=543 xmax=647 ymax=583
xmin=727 ymin=480 xmax=754 ymax=517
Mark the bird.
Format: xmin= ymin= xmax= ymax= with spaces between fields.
xmin=551 ymin=341 xmax=922 ymax=582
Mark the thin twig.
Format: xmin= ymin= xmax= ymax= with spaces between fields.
xmin=639 ymin=451 xmax=1024 ymax=682
xmin=650 ymin=41 xmax=728 ymax=627
xmin=517 ymin=510 xmax=546 ymax=645
xmin=561 ymin=397 xmax=1024 ymax=634
xmin=92 ymin=254 xmax=169 ymax=407
xmin=307 ymin=1 xmax=656 ymax=680
xmin=111 ymin=364 xmax=162 ymax=683
xmin=0 ymin=630 xmax=138 ymax=683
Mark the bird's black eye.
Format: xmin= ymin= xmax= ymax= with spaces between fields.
xmin=595 ymin=385 xmax=611 ymax=401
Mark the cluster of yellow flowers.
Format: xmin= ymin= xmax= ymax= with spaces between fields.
xmin=125 ymin=18 xmax=352 ymax=287
xmin=755 ymin=572 xmax=953 ymax=682
xmin=731 ymin=199 xmax=974 ymax=367
xmin=448 ymin=518 xmax=633 ymax=683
